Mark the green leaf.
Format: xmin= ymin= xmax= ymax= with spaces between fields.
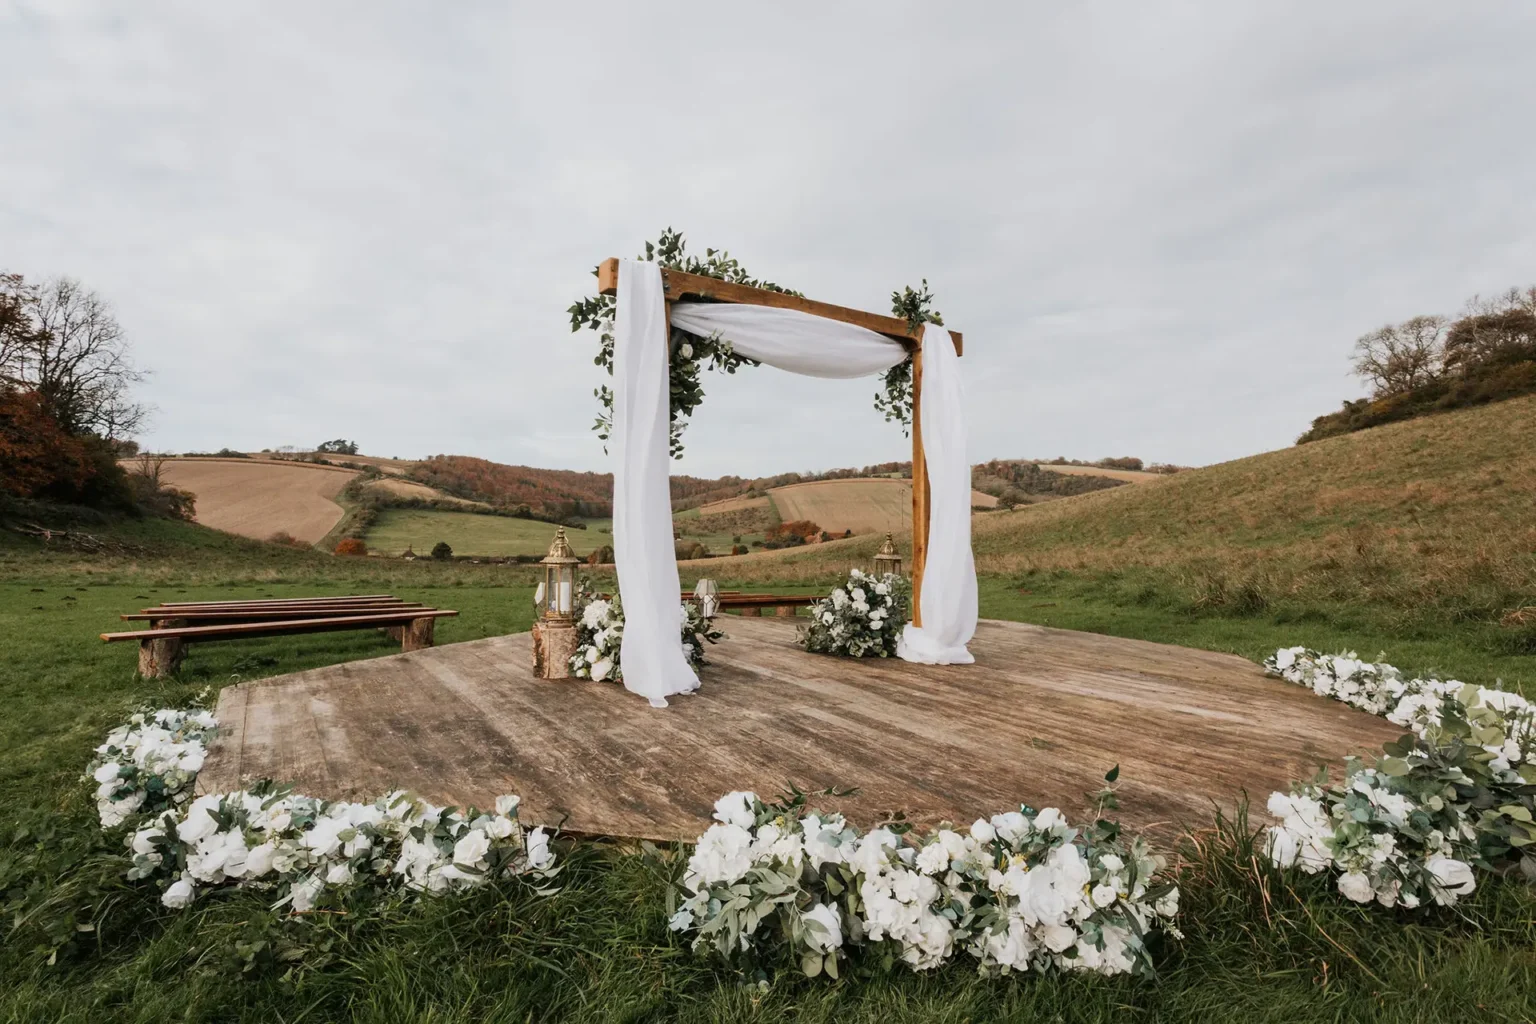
xmin=801 ymin=953 xmax=823 ymax=977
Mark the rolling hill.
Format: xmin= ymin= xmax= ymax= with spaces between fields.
xmin=717 ymin=394 xmax=1536 ymax=623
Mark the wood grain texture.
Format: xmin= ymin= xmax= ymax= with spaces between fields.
xmin=200 ymin=619 xmax=1401 ymax=843
xmin=595 ymin=257 xmax=963 ymax=354
xmin=910 ymin=347 xmax=928 ymax=627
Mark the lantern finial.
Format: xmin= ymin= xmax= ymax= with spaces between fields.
xmin=543 ymin=526 xmax=578 ymax=564
xmin=874 ymin=532 xmax=902 ymax=577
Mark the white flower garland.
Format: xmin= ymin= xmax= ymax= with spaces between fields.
xmin=86 ymin=708 xmax=220 ymax=828
xmin=799 ymin=569 xmax=910 ymax=658
xmin=669 ymin=790 xmax=1179 ymax=979
xmin=1262 ymin=648 xmax=1536 ymax=909
xmin=93 ymin=709 xmax=558 ymax=910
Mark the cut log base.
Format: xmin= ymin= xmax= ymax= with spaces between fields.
xmin=402 ymin=617 xmax=436 ymax=652
xmin=532 ymin=619 xmax=578 ymax=679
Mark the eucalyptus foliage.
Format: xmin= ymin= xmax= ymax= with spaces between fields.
xmin=569 ymin=229 xmax=942 ymax=455
xmin=1264 ymin=647 xmax=1536 ymax=908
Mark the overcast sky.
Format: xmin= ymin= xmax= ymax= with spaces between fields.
xmin=4 ymin=2 xmax=1533 ymax=478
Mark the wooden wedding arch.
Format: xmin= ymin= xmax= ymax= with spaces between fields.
xmin=597 ymin=257 xmax=964 ymax=627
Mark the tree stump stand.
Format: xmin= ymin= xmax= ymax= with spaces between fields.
xmin=532 ymin=619 xmax=578 ymax=679
xmin=139 ymin=618 xmax=187 ymax=678
xmin=402 ymin=616 xmax=436 ymax=652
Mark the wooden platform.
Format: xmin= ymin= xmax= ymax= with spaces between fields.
xmin=200 ymin=618 xmax=1402 ymax=841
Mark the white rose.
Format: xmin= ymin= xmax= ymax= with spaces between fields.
xmin=245 ymin=842 xmax=277 ymax=878
xmin=802 ymin=902 xmax=843 ymax=952
xmin=1336 ymin=871 xmax=1374 ymax=903
xmin=495 ymin=795 xmax=521 ymax=816
xmin=1425 ymin=857 xmax=1476 ymax=905
xmin=1091 ymin=883 xmax=1118 ymax=908
xmin=1033 ymin=807 xmax=1064 ymax=831
xmin=679 ymin=342 xmax=694 ymax=359
xmin=914 ymin=843 xmax=949 ymax=876
xmin=453 ymin=828 xmax=491 ymax=867
xmin=161 ymin=878 xmax=195 ymax=909
xmin=970 ymin=819 xmax=996 ymax=842
xmin=326 ymin=863 xmax=354 ymax=886
xmin=1265 ymin=827 xmax=1299 ymax=868
xmin=712 ymin=791 xmax=757 ymax=829
xmin=591 ymin=658 xmax=613 ymax=682
xmin=525 ymin=827 xmax=554 ymax=870
xmin=93 ymin=762 xmax=121 ymax=783
xmin=176 ymin=798 xmax=221 ymax=844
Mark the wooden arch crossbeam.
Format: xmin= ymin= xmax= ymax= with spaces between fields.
xmin=597 ymin=257 xmax=964 ymax=626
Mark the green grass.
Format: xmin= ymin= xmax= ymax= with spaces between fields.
xmin=361 ymin=508 xmax=612 ymax=559
xmin=3 ymin=513 xmax=1536 ymax=1021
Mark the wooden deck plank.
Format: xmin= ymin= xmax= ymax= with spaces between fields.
xmin=201 ymin=619 xmax=1403 ymax=841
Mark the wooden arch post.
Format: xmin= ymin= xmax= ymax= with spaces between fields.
xmin=595 ymin=258 xmax=962 ymax=626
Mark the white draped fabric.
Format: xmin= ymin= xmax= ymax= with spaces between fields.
xmin=896 ymin=323 xmax=979 ymax=664
xmin=612 ymin=261 xmax=700 ymax=707
xmin=610 ymin=259 xmax=978 ymax=705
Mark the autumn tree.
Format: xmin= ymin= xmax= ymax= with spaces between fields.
xmin=1 ymin=275 xmax=147 ymax=439
xmin=1351 ymin=315 xmax=1447 ymax=397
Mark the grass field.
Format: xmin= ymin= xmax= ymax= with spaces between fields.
xmin=5 ymin=390 xmax=1536 ymax=1024
xmin=362 ymin=508 xmax=612 ymax=558
xmin=767 ymin=478 xmax=999 ymax=536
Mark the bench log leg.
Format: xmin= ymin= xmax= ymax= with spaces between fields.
xmin=775 ymin=605 xmax=796 ymax=617
xmin=139 ymin=637 xmax=185 ymax=678
xmin=402 ymin=616 xmax=436 ymax=651
xmin=738 ymin=607 xmax=762 ymax=617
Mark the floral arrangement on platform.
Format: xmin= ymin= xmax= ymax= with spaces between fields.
xmin=569 ymin=579 xmax=724 ymax=683
xmin=668 ymin=781 xmax=1179 ymax=979
xmin=1262 ymin=647 xmax=1535 ymax=909
xmin=92 ymin=708 xmax=558 ymax=910
xmin=797 ymin=569 xmax=910 ymax=658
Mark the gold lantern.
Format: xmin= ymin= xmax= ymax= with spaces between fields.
xmin=539 ymin=527 xmax=581 ymax=622
xmin=874 ymin=532 xmax=902 ymax=578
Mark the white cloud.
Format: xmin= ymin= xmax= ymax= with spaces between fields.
xmin=3 ymin=1 xmax=1533 ymax=478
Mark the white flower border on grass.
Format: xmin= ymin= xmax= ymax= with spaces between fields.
xmin=87 ymin=708 xmax=1182 ymax=979
xmin=88 ymin=710 xmax=558 ymax=910
xmin=1262 ymin=648 xmax=1536 ymax=909
xmin=669 ymin=790 xmax=1180 ymax=979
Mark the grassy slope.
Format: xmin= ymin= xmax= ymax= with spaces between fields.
xmin=700 ymin=396 xmax=1536 ymax=692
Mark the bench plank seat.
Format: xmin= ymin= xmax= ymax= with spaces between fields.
xmin=123 ymin=604 xmax=427 ymax=622
xmin=154 ymin=594 xmax=398 ymax=607
xmin=104 ymin=609 xmax=458 ymax=678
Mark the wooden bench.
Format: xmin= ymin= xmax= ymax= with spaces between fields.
xmin=102 ymin=596 xmax=458 ymax=678
xmin=680 ymin=591 xmax=816 ymax=618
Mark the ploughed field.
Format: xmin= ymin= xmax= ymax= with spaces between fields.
xmin=152 ymin=458 xmax=358 ymax=544
xmin=768 ymin=478 xmax=999 ymax=536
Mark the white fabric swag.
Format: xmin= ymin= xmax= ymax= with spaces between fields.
xmin=611 ymin=260 xmax=977 ymax=706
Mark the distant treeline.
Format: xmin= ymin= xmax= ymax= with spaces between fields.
xmin=1301 ymin=283 xmax=1536 ymax=443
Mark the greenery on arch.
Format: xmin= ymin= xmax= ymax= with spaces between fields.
xmin=568 ymin=229 xmax=943 ymax=458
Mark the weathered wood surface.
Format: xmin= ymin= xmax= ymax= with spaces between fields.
xmin=910 ymin=345 xmax=928 ymax=627
xmin=200 ymin=619 xmax=1401 ymax=842
xmin=596 ymin=257 xmax=963 ymax=354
